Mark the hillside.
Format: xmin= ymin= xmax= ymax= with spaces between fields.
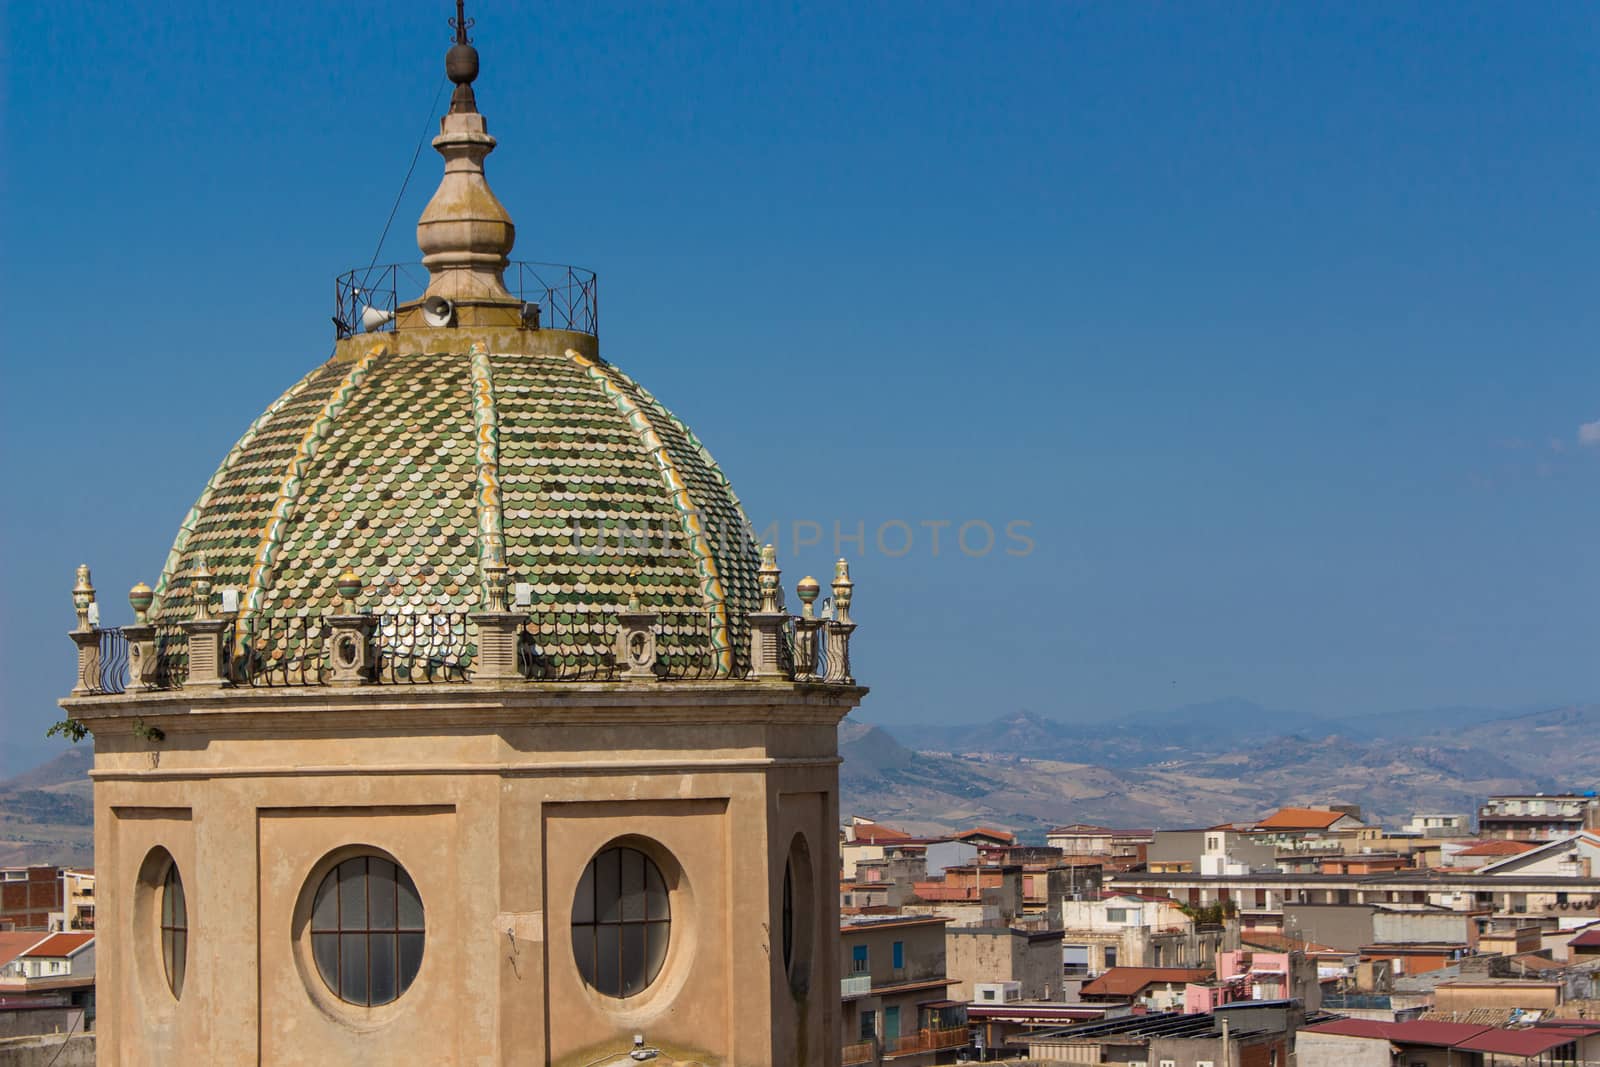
xmin=850 ymin=702 xmax=1600 ymax=839
xmin=3 ymin=702 xmax=1595 ymax=863
xmin=0 ymin=747 xmax=93 ymax=867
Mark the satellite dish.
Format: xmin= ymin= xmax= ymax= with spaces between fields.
xmin=360 ymin=305 xmax=395 ymax=332
xmin=422 ymin=295 xmax=455 ymax=327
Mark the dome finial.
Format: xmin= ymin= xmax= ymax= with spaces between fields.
xmin=411 ymin=0 xmax=516 ymax=311
xmin=445 ymin=0 xmax=480 ymax=115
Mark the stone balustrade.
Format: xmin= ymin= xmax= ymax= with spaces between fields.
xmin=65 ymin=552 xmax=859 ymax=694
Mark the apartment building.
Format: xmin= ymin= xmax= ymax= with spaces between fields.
xmin=945 ymin=926 xmax=1065 ymax=1001
xmin=1061 ymin=893 xmax=1239 ymax=974
xmin=840 ymin=916 xmax=966 ymax=1066
xmin=1478 ymin=795 xmax=1600 ymax=841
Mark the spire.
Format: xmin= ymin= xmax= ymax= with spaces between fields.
xmin=446 ymin=0 xmax=479 ymax=114
xmin=413 ymin=0 xmax=517 ymax=309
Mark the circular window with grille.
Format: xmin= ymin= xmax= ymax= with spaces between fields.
xmin=307 ymin=853 xmax=425 ymax=1007
xmin=571 ymin=845 xmax=671 ymax=998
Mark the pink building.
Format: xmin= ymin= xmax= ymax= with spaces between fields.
xmin=1183 ymin=949 xmax=1292 ymax=1013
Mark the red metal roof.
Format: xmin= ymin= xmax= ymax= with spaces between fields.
xmin=1456 ymin=1030 xmax=1583 ymax=1057
xmin=1568 ymin=927 xmax=1600 ymax=948
xmin=20 ymin=933 xmax=94 ymax=958
xmin=1302 ymin=1020 xmax=1492 ymax=1046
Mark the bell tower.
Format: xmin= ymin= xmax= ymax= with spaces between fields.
xmin=60 ymin=6 xmax=864 ymax=1063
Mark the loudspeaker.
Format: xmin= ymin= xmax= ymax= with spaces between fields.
xmin=422 ymin=295 xmax=455 ymax=327
xmin=360 ymin=305 xmax=396 ymax=332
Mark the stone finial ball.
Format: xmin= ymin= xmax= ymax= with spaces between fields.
xmin=128 ymin=582 xmax=154 ymax=615
xmin=797 ymin=577 xmax=821 ymax=604
xmin=446 ymin=42 xmax=479 ymax=85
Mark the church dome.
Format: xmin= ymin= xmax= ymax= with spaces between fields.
xmin=146 ymin=29 xmax=761 ymax=675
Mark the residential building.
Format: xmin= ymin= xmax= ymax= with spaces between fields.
xmin=1470 ymin=831 xmax=1600 ymax=878
xmin=1047 ymin=826 xmax=1153 ymax=871
xmin=57 ymin=868 xmax=95 ymax=932
xmin=1298 ymin=1017 xmax=1600 ymax=1067
xmin=1404 ymin=814 xmax=1470 ymax=838
xmin=1079 ymin=967 xmax=1215 ymax=1011
xmin=840 ymin=917 xmax=966 ymax=1066
xmin=844 ymin=819 xmax=921 ymax=879
xmin=908 ymin=865 xmax=1024 ymax=928
xmin=1251 ymin=808 xmax=1366 ymax=852
xmin=0 ymin=932 xmax=97 ymax=1036
xmin=0 ymin=933 xmax=95 ymax=982
xmin=1441 ymin=839 xmax=1540 ymax=868
xmin=1149 ymin=828 xmax=1281 ymax=876
xmin=1025 ymin=1001 xmax=1303 ymax=1066
xmin=1050 ymin=826 xmax=1118 ymax=858
xmin=922 ymin=839 xmax=980 ymax=877
xmin=1566 ymin=926 xmax=1600 ymax=961
xmin=1183 ymin=948 xmax=1323 ymax=1011
xmin=1062 ymin=893 xmax=1238 ymax=974
xmin=1108 ymin=866 xmax=1600 ymax=927
xmin=945 ymin=926 xmax=1065 ymax=1001
xmin=0 ymin=867 xmax=65 ymax=931
xmin=1478 ymin=795 xmax=1600 ymax=841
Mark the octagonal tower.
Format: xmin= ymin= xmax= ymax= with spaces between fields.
xmin=60 ymin=11 xmax=862 ymax=1065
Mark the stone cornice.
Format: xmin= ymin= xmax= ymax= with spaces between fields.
xmin=60 ymin=680 xmax=866 ymax=734
xmin=90 ymin=754 xmax=843 ymax=783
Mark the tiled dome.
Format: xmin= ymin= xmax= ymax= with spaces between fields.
xmin=145 ymin=32 xmax=764 ymax=676
xmin=149 ymin=334 xmax=761 ymax=671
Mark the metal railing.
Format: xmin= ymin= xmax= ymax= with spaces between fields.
xmin=375 ymin=613 xmax=473 ymax=683
xmin=80 ymin=627 xmax=128 ymax=695
xmin=842 ymin=1039 xmax=876 ymax=1067
xmin=883 ymin=1027 xmax=969 ymax=1056
xmin=841 ymin=974 xmax=872 ymax=997
xmin=333 ymin=261 xmax=598 ymax=339
xmin=232 ymin=616 xmax=328 ymax=687
xmin=518 ymin=613 xmax=619 ymax=681
xmin=151 ymin=624 xmax=189 ymax=689
xmin=70 ymin=605 xmax=849 ymax=693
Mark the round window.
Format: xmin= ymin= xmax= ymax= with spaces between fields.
xmin=309 ymin=854 xmax=425 ymax=1006
xmin=571 ymin=846 xmax=670 ymax=998
xmin=160 ymin=861 xmax=188 ymax=999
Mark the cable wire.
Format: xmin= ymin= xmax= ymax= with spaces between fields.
xmin=367 ymin=76 xmax=450 ymax=273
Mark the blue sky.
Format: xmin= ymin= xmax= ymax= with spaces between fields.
xmin=3 ymin=2 xmax=1597 ymax=774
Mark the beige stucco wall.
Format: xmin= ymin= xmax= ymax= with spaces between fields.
xmin=945 ymin=929 xmax=1061 ymax=1001
xmin=1292 ymin=1033 xmax=1391 ymax=1067
xmin=73 ymin=680 xmax=855 ymax=1065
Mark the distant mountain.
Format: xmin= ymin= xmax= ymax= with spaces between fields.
xmin=0 ymin=748 xmax=91 ymax=794
xmin=4 ymin=704 xmax=1596 ymax=864
xmin=0 ymin=747 xmax=93 ymax=867
xmin=854 ymin=702 xmax=1600 ymax=840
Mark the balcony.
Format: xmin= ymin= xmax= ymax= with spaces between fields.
xmin=884 ymin=1027 xmax=970 ymax=1058
xmin=842 ymin=1039 xmax=877 ymax=1066
xmin=842 ymin=973 xmax=872 ymax=998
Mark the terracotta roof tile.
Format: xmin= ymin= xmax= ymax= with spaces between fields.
xmin=20 ymin=933 xmax=93 ymax=958
xmin=1256 ymin=807 xmax=1349 ymax=829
